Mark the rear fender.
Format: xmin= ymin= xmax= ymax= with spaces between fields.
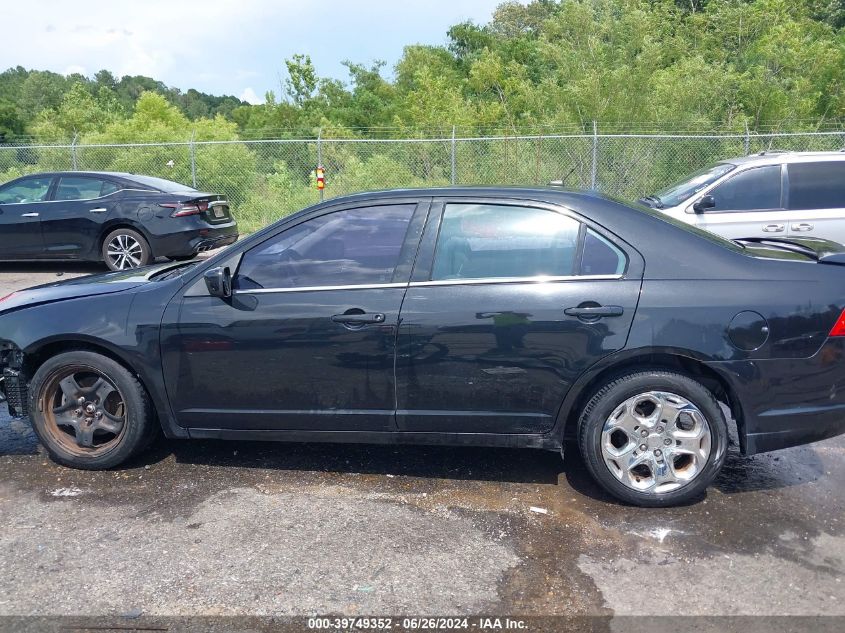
xmin=551 ymin=346 xmax=739 ymax=444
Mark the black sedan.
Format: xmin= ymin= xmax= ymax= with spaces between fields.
xmin=2 ymin=187 xmax=845 ymax=506
xmin=0 ymin=171 xmax=238 ymax=270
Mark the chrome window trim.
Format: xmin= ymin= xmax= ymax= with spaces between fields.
xmin=232 ymin=274 xmax=623 ymax=295
xmin=235 ymin=282 xmax=409 ymax=294
xmin=409 ymin=274 xmax=623 ymax=287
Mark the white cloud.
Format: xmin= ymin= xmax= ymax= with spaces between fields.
xmin=63 ymin=65 xmax=87 ymax=76
xmin=239 ymin=87 xmax=263 ymax=105
xmin=3 ymin=0 xmax=505 ymax=98
xmin=1 ymin=0 xmax=292 ymax=89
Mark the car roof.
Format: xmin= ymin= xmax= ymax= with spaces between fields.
xmin=18 ymin=171 xmax=144 ymax=180
xmin=720 ymin=150 xmax=845 ymax=167
xmin=305 ymin=186 xmax=663 ymax=225
xmin=311 ymin=185 xmax=612 ymax=205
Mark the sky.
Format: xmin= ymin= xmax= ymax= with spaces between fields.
xmin=1 ymin=0 xmax=508 ymax=104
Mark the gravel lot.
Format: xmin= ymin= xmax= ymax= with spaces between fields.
xmin=0 ymin=262 xmax=843 ymax=624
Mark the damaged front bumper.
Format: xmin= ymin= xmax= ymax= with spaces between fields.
xmin=0 ymin=342 xmax=27 ymax=418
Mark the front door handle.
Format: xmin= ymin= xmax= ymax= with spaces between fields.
xmin=89 ymin=207 xmax=107 ymax=214
xmin=21 ymin=212 xmax=39 ymax=217
xmin=331 ymin=312 xmax=386 ymax=325
xmin=564 ymin=305 xmax=624 ymax=318
xmin=791 ymin=223 xmax=814 ymax=232
xmin=762 ymin=223 xmax=784 ymax=232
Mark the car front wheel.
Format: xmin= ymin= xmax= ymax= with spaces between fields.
xmin=28 ymin=351 xmax=156 ymax=469
xmin=102 ymin=228 xmax=153 ymax=271
xmin=577 ymin=370 xmax=728 ymax=507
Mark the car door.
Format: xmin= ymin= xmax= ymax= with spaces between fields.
xmin=161 ymin=198 xmax=429 ymax=432
xmin=40 ymin=175 xmax=120 ymax=258
xmin=785 ymin=161 xmax=845 ymax=243
xmin=395 ymin=198 xmax=643 ymax=434
xmin=692 ymin=164 xmax=789 ymax=240
xmin=0 ymin=174 xmax=53 ymax=257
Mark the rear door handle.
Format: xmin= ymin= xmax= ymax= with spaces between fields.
xmin=21 ymin=212 xmax=39 ymax=217
xmin=564 ymin=305 xmax=624 ymax=318
xmin=331 ymin=312 xmax=386 ymax=325
xmin=89 ymin=207 xmax=107 ymax=214
xmin=791 ymin=223 xmax=814 ymax=232
xmin=762 ymin=223 xmax=784 ymax=232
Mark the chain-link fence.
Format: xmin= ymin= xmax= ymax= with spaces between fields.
xmin=1 ymin=130 xmax=844 ymax=232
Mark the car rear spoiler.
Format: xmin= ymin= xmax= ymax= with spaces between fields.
xmin=733 ymin=237 xmax=845 ymax=265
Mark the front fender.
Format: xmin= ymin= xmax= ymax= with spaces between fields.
xmin=0 ymin=281 xmax=188 ymax=439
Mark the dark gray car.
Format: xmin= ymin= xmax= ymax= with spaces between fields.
xmin=2 ymin=187 xmax=845 ymax=507
xmin=0 ymin=171 xmax=238 ymax=270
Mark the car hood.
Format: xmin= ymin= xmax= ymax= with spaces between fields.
xmin=0 ymin=262 xmax=182 ymax=315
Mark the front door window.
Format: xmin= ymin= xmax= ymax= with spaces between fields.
xmin=706 ymin=166 xmax=782 ymax=212
xmin=235 ymin=204 xmax=416 ymax=290
xmin=0 ymin=176 xmax=52 ymax=204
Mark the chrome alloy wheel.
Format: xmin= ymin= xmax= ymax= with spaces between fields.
xmin=106 ymin=234 xmax=143 ymax=269
xmin=600 ymin=391 xmax=712 ymax=494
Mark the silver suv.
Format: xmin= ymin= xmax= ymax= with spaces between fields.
xmin=639 ymin=151 xmax=845 ymax=242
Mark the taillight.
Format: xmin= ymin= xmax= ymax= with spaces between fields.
xmin=159 ymin=201 xmax=208 ymax=217
xmin=829 ymin=308 xmax=845 ymax=337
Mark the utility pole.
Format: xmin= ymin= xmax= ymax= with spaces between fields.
xmin=451 ymin=125 xmax=457 ymax=185
xmin=590 ymin=121 xmax=598 ymax=190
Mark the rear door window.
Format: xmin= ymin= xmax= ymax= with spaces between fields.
xmin=787 ymin=162 xmax=845 ymax=210
xmin=54 ymin=176 xmax=117 ymax=201
xmin=707 ymin=165 xmax=783 ymax=212
xmin=431 ymin=203 xmax=582 ymax=280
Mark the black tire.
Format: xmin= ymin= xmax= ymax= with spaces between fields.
xmin=28 ymin=351 xmax=154 ymax=470
xmin=577 ymin=370 xmax=728 ymax=507
xmin=101 ymin=228 xmax=153 ymax=271
xmin=167 ymin=253 xmax=198 ymax=262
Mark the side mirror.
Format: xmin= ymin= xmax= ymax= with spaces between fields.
xmin=204 ymin=266 xmax=232 ymax=298
xmin=693 ymin=195 xmax=716 ymax=213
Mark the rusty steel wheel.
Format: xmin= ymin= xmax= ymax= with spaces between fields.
xmin=29 ymin=351 xmax=154 ymax=469
xmin=40 ymin=366 xmax=127 ymax=455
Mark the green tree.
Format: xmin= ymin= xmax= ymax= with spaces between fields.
xmin=18 ymin=71 xmax=68 ymax=116
xmin=0 ymin=99 xmax=24 ymax=142
xmin=285 ymin=54 xmax=319 ymax=106
xmin=29 ymin=83 xmax=124 ymax=141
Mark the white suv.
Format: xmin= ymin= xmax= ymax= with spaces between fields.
xmin=639 ymin=151 xmax=845 ymax=243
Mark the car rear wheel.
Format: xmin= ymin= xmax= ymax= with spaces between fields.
xmin=577 ymin=370 xmax=728 ymax=507
xmin=28 ymin=351 xmax=155 ymax=469
xmin=102 ymin=228 xmax=152 ymax=271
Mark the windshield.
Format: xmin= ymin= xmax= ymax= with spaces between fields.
xmin=127 ymin=174 xmax=199 ymax=193
xmin=651 ymin=163 xmax=736 ymax=208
